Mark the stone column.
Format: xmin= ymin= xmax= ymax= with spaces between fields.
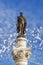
xmin=12 ymin=37 xmax=31 ymax=65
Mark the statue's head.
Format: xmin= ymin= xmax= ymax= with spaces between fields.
xmin=20 ymin=12 xmax=23 ymax=16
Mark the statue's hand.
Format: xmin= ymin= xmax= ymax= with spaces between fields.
xmin=16 ymin=23 xmax=18 ymax=27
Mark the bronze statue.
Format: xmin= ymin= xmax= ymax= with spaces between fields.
xmin=16 ymin=12 xmax=27 ymax=37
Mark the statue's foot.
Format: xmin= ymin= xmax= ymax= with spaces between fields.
xmin=17 ymin=34 xmax=25 ymax=38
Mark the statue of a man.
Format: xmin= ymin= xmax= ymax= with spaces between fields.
xmin=16 ymin=12 xmax=27 ymax=37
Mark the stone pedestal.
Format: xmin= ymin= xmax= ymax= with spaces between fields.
xmin=12 ymin=37 xmax=31 ymax=65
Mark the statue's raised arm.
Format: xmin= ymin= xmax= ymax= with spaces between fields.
xmin=16 ymin=12 xmax=27 ymax=37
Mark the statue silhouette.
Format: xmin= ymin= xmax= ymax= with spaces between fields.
xmin=16 ymin=12 xmax=27 ymax=37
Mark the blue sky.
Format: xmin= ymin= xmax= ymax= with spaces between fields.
xmin=0 ymin=0 xmax=43 ymax=65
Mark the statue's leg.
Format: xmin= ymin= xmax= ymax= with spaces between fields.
xmin=20 ymin=23 xmax=23 ymax=35
xmin=19 ymin=23 xmax=22 ymax=34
